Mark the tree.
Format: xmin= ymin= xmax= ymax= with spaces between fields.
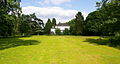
xmin=52 ymin=18 xmax=56 ymax=28
xmin=83 ymin=0 xmax=120 ymax=47
xmin=0 ymin=15 xmax=15 ymax=36
xmin=98 ymin=0 xmax=120 ymax=35
xmin=0 ymin=0 xmax=21 ymax=37
xmin=75 ymin=12 xmax=84 ymax=35
xmin=19 ymin=14 xmax=44 ymax=36
xmin=101 ymin=0 xmax=120 ymax=47
xmin=84 ymin=11 xmax=105 ymax=35
xmin=19 ymin=14 xmax=32 ymax=36
xmin=63 ymin=28 xmax=69 ymax=35
xmin=30 ymin=13 xmax=44 ymax=35
xmin=55 ymin=28 xmax=61 ymax=35
xmin=44 ymin=19 xmax=52 ymax=35
xmin=19 ymin=21 xmax=31 ymax=36
xmin=68 ymin=19 xmax=76 ymax=35
xmin=68 ymin=12 xmax=84 ymax=35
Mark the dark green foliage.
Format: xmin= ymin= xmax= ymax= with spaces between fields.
xmin=0 ymin=0 xmax=21 ymax=37
xmin=75 ymin=12 xmax=84 ymax=35
xmin=19 ymin=15 xmax=31 ymax=36
xmin=19 ymin=14 xmax=44 ymax=36
xmin=69 ymin=19 xmax=76 ymax=35
xmin=109 ymin=32 xmax=120 ymax=47
xmin=109 ymin=37 xmax=120 ymax=47
xmin=63 ymin=28 xmax=69 ymax=35
xmin=68 ymin=12 xmax=84 ymax=35
xmin=84 ymin=0 xmax=120 ymax=47
xmin=52 ymin=18 xmax=56 ymax=28
xmin=44 ymin=19 xmax=52 ymax=35
xmin=55 ymin=28 xmax=61 ymax=35
xmin=0 ymin=15 xmax=15 ymax=37
xmin=85 ymin=0 xmax=120 ymax=36
xmin=84 ymin=11 xmax=105 ymax=35
xmin=0 ymin=0 xmax=44 ymax=37
xmin=0 ymin=0 xmax=22 ymax=37
xmin=29 ymin=13 xmax=44 ymax=35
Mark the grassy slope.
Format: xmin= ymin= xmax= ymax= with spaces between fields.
xmin=0 ymin=36 xmax=120 ymax=64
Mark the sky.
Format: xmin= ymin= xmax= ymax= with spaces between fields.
xmin=21 ymin=0 xmax=101 ymax=23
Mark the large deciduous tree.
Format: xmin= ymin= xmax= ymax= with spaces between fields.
xmin=0 ymin=0 xmax=21 ymax=37
xmin=85 ymin=11 xmax=105 ymax=35
xmin=19 ymin=13 xmax=44 ymax=36
xmin=84 ymin=0 xmax=120 ymax=47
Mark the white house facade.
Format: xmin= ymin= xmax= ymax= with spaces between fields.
xmin=51 ymin=23 xmax=70 ymax=34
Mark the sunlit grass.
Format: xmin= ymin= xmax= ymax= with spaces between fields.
xmin=0 ymin=36 xmax=120 ymax=64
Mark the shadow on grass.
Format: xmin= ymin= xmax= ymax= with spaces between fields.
xmin=0 ymin=36 xmax=40 ymax=50
xmin=84 ymin=38 xmax=120 ymax=50
xmin=84 ymin=38 xmax=109 ymax=45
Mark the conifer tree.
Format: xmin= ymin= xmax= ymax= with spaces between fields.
xmin=44 ymin=19 xmax=52 ymax=35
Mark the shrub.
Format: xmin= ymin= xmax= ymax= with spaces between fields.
xmin=109 ymin=32 xmax=120 ymax=47
xmin=63 ymin=28 xmax=70 ymax=35
xmin=55 ymin=28 xmax=61 ymax=35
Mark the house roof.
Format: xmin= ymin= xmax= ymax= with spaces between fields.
xmin=56 ymin=23 xmax=69 ymax=26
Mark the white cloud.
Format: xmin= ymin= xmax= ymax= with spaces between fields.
xmin=39 ymin=0 xmax=50 ymax=6
xmin=51 ymin=0 xmax=71 ymax=5
xmin=22 ymin=6 xmax=88 ymax=23
xmin=82 ymin=11 xmax=89 ymax=19
xmin=39 ymin=0 xmax=71 ymax=5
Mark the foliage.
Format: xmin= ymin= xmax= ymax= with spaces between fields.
xmin=75 ymin=12 xmax=84 ymax=35
xmin=68 ymin=12 xmax=84 ymax=35
xmin=19 ymin=14 xmax=44 ymax=36
xmin=0 ymin=15 xmax=15 ymax=37
xmin=84 ymin=0 xmax=120 ymax=47
xmin=109 ymin=32 xmax=120 ymax=47
xmin=55 ymin=28 xmax=61 ymax=35
xmin=19 ymin=15 xmax=31 ymax=36
xmin=68 ymin=19 xmax=76 ymax=35
xmin=63 ymin=28 xmax=70 ymax=35
xmin=0 ymin=0 xmax=44 ymax=37
xmin=0 ymin=0 xmax=21 ymax=37
xmin=29 ymin=13 xmax=44 ymax=35
xmin=52 ymin=18 xmax=56 ymax=28
xmin=44 ymin=19 xmax=52 ymax=35
xmin=84 ymin=11 xmax=105 ymax=35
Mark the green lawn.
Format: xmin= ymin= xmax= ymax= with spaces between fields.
xmin=0 ymin=36 xmax=120 ymax=64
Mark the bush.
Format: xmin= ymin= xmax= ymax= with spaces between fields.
xmin=63 ymin=28 xmax=70 ymax=35
xmin=109 ymin=32 xmax=120 ymax=47
xmin=55 ymin=28 xmax=61 ymax=35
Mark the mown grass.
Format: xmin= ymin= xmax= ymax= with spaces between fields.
xmin=0 ymin=36 xmax=120 ymax=64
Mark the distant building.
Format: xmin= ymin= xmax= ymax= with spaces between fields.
xmin=51 ymin=23 xmax=70 ymax=34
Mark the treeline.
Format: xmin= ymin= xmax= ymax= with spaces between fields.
xmin=44 ymin=18 xmax=71 ymax=35
xmin=0 ymin=0 xmax=70 ymax=37
xmin=0 ymin=0 xmax=44 ymax=37
xmin=0 ymin=0 xmax=120 ymax=48
xmin=68 ymin=0 xmax=120 ymax=47
xmin=44 ymin=18 xmax=56 ymax=35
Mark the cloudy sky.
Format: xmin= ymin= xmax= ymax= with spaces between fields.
xmin=21 ymin=0 xmax=101 ymax=23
